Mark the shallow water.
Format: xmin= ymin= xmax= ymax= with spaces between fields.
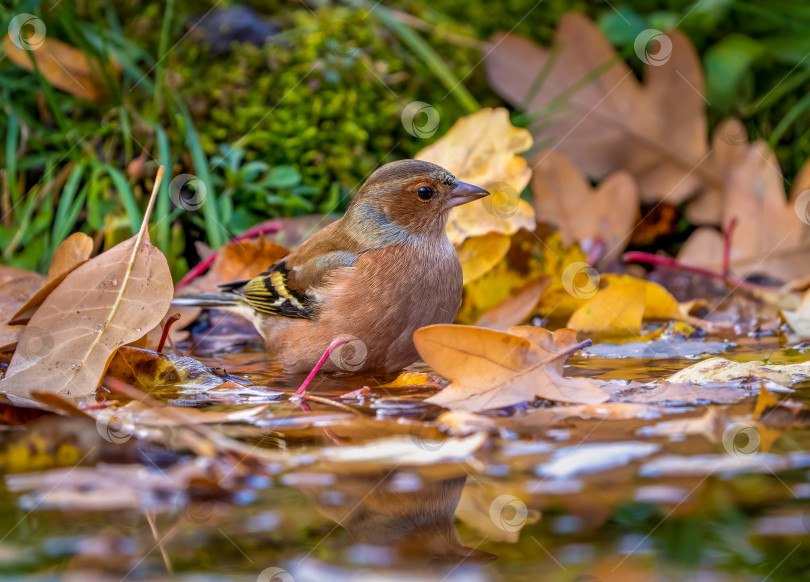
xmin=2 ymin=332 xmax=810 ymax=581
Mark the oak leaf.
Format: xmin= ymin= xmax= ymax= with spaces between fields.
xmin=532 ymin=149 xmax=638 ymax=265
xmin=485 ymin=13 xmax=713 ymax=203
xmin=678 ymin=142 xmax=810 ymax=280
xmin=415 ymin=324 xmax=608 ymax=411
xmin=416 ymin=107 xmax=535 ymax=246
xmin=566 ymin=274 xmax=683 ymax=334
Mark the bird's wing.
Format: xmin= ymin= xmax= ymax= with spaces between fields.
xmin=226 ymin=222 xmax=364 ymax=320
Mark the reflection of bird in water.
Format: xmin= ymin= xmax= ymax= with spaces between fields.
xmin=299 ymin=471 xmax=495 ymax=568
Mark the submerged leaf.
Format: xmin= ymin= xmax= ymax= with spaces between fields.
xmin=106 ymin=346 xmax=253 ymax=392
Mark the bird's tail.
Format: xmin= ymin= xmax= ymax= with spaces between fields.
xmin=172 ymin=293 xmax=242 ymax=308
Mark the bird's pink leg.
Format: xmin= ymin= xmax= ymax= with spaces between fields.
xmin=292 ymin=336 xmax=353 ymax=397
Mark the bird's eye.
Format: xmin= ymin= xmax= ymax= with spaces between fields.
xmin=417 ymin=186 xmax=434 ymax=200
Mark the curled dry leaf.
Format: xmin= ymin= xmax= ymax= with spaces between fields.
xmin=416 ymin=107 xmax=535 ymax=246
xmin=532 ymin=149 xmax=639 ymax=265
xmin=0 ymin=170 xmax=173 ymax=402
xmin=10 ymin=232 xmax=94 ymax=323
xmin=485 ymin=13 xmax=713 ymax=203
xmin=415 ymin=324 xmax=608 ymax=412
xmin=0 ymin=267 xmax=44 ymax=349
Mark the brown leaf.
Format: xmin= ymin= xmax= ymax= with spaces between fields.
xmin=532 ymin=149 xmax=639 ymax=264
xmin=485 ymin=14 xmax=713 ymax=203
xmin=0 ymin=171 xmax=172 ymax=402
xmin=10 ymin=233 xmax=94 ymax=323
xmin=416 ymin=324 xmax=607 ymax=411
xmin=193 ymin=235 xmax=289 ymax=292
xmin=678 ymin=143 xmax=810 ymax=280
xmin=0 ymin=267 xmax=44 ymax=349
xmin=475 ymin=276 xmax=550 ymax=330
xmin=685 ymin=119 xmax=749 ymax=225
xmin=2 ymin=36 xmax=119 ymax=102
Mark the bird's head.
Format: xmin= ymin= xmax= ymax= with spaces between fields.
xmin=346 ymin=160 xmax=490 ymax=242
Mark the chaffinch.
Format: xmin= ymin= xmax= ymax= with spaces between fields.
xmin=174 ymin=160 xmax=490 ymax=374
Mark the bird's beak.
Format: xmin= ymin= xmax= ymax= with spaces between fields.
xmin=446 ymin=181 xmax=491 ymax=207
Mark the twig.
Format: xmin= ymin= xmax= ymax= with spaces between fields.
xmin=722 ymin=217 xmax=738 ymax=277
xmin=157 ymin=313 xmax=181 ymax=353
xmin=623 ymin=251 xmax=771 ymax=291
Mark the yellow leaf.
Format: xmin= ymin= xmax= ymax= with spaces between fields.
xmin=457 ymin=232 xmax=511 ymax=284
xmin=566 ymin=274 xmax=682 ymax=334
xmin=416 ymin=108 xmax=535 ymax=246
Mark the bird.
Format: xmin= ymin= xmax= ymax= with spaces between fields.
xmin=173 ymin=159 xmax=490 ymax=374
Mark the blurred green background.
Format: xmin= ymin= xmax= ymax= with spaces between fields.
xmin=2 ymin=0 xmax=809 ymax=278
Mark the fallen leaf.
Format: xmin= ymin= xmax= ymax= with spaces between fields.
xmin=685 ymin=119 xmax=750 ymax=225
xmin=783 ymin=288 xmax=810 ymax=338
xmin=3 ymin=36 xmax=120 ymax=102
xmin=416 ymin=324 xmax=608 ymax=411
xmin=90 ymin=400 xmax=269 ymax=427
xmin=607 ymin=381 xmax=755 ymax=405
xmin=416 ymin=107 xmax=535 ymax=246
xmin=192 ymin=234 xmax=289 ymax=291
xmin=678 ymin=143 xmax=810 ymax=280
xmin=0 ymin=267 xmax=44 ymax=348
xmin=457 ymin=232 xmax=511 ymax=284
xmin=567 ymin=274 xmax=683 ymax=334
xmin=460 ymin=230 xmax=586 ymax=324
xmin=581 ymin=337 xmax=733 ymax=359
xmin=667 ymin=356 xmax=810 ymax=386
xmin=0 ymin=170 xmax=173 ymax=402
xmin=10 ymin=232 xmax=94 ymax=323
xmin=532 ymin=150 xmax=639 ymax=264
xmin=475 ymin=276 xmax=550 ymax=330
xmin=105 ymin=346 xmax=254 ymax=392
xmin=486 ymin=14 xmax=712 ymax=203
